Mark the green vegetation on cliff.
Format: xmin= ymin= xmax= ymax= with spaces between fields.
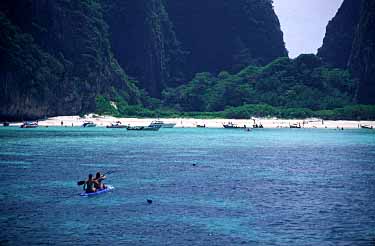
xmin=94 ymin=54 xmax=375 ymax=120
xmin=223 ymin=104 xmax=375 ymax=120
xmin=0 ymin=0 xmax=141 ymax=120
xmin=0 ymin=11 xmax=64 ymax=120
xmin=162 ymin=55 xmax=355 ymax=112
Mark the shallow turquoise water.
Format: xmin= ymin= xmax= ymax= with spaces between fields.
xmin=0 ymin=127 xmax=374 ymax=245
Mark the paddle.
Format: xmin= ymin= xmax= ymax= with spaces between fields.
xmin=77 ymin=170 xmax=115 ymax=186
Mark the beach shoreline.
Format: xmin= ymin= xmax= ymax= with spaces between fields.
xmin=7 ymin=114 xmax=375 ymax=129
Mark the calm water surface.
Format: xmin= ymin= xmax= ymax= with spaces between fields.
xmin=0 ymin=127 xmax=374 ymax=245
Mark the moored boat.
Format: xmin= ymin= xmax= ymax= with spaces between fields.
xmin=2 ymin=122 xmax=10 ymax=127
xmin=106 ymin=121 xmax=127 ymax=128
xmin=126 ymin=126 xmax=144 ymax=131
xmin=361 ymin=125 xmax=373 ymax=129
xmin=290 ymin=123 xmax=301 ymax=129
xmin=82 ymin=121 xmax=96 ymax=127
xmin=149 ymin=120 xmax=176 ymax=128
xmin=127 ymin=125 xmax=161 ymax=131
xmin=20 ymin=121 xmax=38 ymax=128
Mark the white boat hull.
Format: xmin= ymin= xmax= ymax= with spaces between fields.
xmin=161 ymin=123 xmax=176 ymax=128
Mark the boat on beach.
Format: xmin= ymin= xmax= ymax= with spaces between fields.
xmin=223 ymin=122 xmax=247 ymax=129
xmin=82 ymin=121 xmax=96 ymax=127
xmin=290 ymin=123 xmax=301 ymax=128
xmin=360 ymin=125 xmax=373 ymax=129
xmin=196 ymin=124 xmax=206 ymax=128
xmin=149 ymin=120 xmax=176 ymax=128
xmin=20 ymin=121 xmax=38 ymax=128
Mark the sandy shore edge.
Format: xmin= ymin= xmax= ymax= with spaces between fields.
xmin=9 ymin=114 xmax=375 ymax=129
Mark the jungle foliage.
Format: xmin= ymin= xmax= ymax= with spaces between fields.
xmin=162 ymin=55 xmax=356 ymax=112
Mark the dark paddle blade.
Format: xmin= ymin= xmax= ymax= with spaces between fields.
xmin=77 ymin=171 xmax=115 ymax=186
xmin=104 ymin=170 xmax=115 ymax=175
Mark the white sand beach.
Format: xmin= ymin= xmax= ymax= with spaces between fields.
xmin=13 ymin=114 xmax=375 ymax=129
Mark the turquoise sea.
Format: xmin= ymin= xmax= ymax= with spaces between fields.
xmin=0 ymin=127 xmax=374 ymax=245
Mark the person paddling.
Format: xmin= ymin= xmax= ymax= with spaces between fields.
xmin=94 ymin=172 xmax=107 ymax=190
xmin=84 ymin=174 xmax=99 ymax=193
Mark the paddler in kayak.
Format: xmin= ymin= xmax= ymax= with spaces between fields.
xmin=84 ymin=174 xmax=99 ymax=193
xmin=94 ymin=172 xmax=107 ymax=190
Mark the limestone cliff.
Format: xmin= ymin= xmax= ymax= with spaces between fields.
xmin=102 ymin=0 xmax=186 ymax=97
xmin=349 ymin=0 xmax=375 ymax=104
xmin=318 ymin=0 xmax=375 ymax=104
xmin=0 ymin=0 xmax=140 ymax=120
xmin=102 ymin=0 xmax=288 ymax=97
xmin=317 ymin=0 xmax=362 ymax=69
xmin=0 ymin=0 xmax=288 ymax=119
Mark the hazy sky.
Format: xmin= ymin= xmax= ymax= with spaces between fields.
xmin=273 ymin=0 xmax=344 ymax=58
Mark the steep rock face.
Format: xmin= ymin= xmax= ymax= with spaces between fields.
xmin=349 ymin=0 xmax=375 ymax=104
xmin=102 ymin=0 xmax=186 ymax=97
xmin=0 ymin=0 xmax=289 ymax=118
xmin=0 ymin=0 xmax=140 ymax=120
xmin=317 ymin=0 xmax=362 ymax=68
xmin=103 ymin=0 xmax=287 ymax=97
xmin=0 ymin=11 xmax=62 ymax=120
xmin=318 ymin=0 xmax=375 ymax=104
xmin=165 ymin=0 xmax=288 ymax=75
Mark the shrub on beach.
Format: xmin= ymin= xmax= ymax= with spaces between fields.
xmin=95 ymin=96 xmax=118 ymax=116
xmin=315 ymin=105 xmax=375 ymax=120
xmin=222 ymin=104 xmax=375 ymax=120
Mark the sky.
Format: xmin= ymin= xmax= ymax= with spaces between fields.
xmin=273 ymin=0 xmax=344 ymax=58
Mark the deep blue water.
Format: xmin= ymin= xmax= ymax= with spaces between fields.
xmin=0 ymin=127 xmax=374 ymax=245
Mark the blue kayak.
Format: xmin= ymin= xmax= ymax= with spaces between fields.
xmin=80 ymin=185 xmax=114 ymax=197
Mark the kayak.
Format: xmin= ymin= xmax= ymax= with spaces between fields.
xmin=80 ymin=185 xmax=114 ymax=197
